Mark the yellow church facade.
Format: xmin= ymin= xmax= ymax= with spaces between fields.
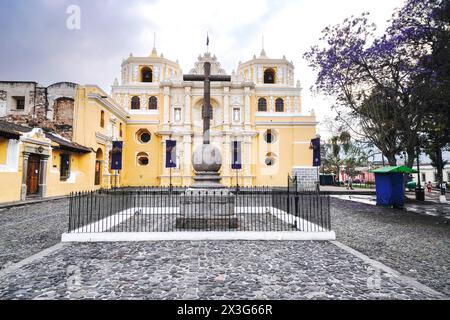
xmin=0 ymin=49 xmax=318 ymax=204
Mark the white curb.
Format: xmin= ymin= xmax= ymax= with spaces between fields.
xmin=61 ymin=231 xmax=336 ymax=242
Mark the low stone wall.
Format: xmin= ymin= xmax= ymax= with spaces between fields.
xmin=292 ymin=167 xmax=318 ymax=190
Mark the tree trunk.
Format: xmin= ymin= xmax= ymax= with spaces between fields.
xmin=436 ymin=147 xmax=443 ymax=186
xmin=386 ymin=153 xmax=397 ymax=166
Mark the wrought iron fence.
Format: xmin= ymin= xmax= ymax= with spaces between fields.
xmin=68 ymin=187 xmax=331 ymax=233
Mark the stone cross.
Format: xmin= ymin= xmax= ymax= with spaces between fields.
xmin=184 ymin=62 xmax=231 ymax=144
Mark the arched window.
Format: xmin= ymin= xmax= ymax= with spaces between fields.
xmin=149 ymin=96 xmax=158 ymax=110
xmin=141 ymin=67 xmax=153 ymax=83
xmin=119 ymin=123 xmax=123 ymax=137
xmin=258 ymin=98 xmax=267 ymax=112
xmin=264 ymin=129 xmax=277 ymax=144
xmin=137 ymin=152 xmax=149 ymax=166
xmin=131 ymin=96 xmax=140 ymax=110
xmin=100 ymin=110 xmax=105 ymax=128
xmin=275 ymin=98 xmax=284 ymax=112
xmin=264 ymin=68 xmax=275 ymax=84
xmin=265 ymin=152 xmax=276 ymax=166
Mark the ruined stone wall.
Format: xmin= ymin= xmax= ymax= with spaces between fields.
xmin=0 ymin=82 xmax=77 ymax=140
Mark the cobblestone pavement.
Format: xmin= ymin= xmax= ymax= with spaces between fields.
xmin=331 ymin=198 xmax=450 ymax=296
xmin=0 ymin=199 xmax=69 ymax=270
xmin=0 ymin=241 xmax=443 ymax=300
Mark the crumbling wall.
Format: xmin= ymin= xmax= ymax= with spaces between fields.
xmin=0 ymin=82 xmax=77 ymax=140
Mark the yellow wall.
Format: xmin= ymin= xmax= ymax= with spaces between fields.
xmin=46 ymin=149 xmax=97 ymax=197
xmin=0 ymin=140 xmax=22 ymax=203
xmin=121 ymin=125 xmax=161 ymax=186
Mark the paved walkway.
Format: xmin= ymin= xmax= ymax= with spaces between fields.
xmin=0 ymin=199 xmax=69 ymax=270
xmin=0 ymin=241 xmax=443 ymax=300
xmin=331 ymin=198 xmax=450 ymax=296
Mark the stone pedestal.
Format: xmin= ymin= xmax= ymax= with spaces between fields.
xmin=176 ymin=144 xmax=238 ymax=229
xmin=176 ymin=188 xmax=238 ymax=229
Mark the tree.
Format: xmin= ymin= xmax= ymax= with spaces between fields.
xmin=304 ymin=0 xmax=450 ymax=167
xmin=322 ymin=131 xmax=368 ymax=185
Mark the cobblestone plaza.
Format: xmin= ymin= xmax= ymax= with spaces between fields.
xmin=0 ymin=198 xmax=448 ymax=300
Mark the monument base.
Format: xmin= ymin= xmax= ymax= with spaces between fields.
xmin=176 ymin=188 xmax=238 ymax=230
xmin=191 ymin=171 xmax=226 ymax=189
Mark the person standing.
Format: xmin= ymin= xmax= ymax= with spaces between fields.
xmin=426 ymin=181 xmax=433 ymax=193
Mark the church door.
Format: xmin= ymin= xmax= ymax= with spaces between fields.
xmin=95 ymin=160 xmax=102 ymax=186
xmin=26 ymin=154 xmax=41 ymax=195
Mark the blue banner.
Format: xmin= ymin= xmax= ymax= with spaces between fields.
xmin=311 ymin=138 xmax=321 ymax=167
xmin=232 ymin=141 xmax=242 ymax=170
xmin=166 ymin=140 xmax=177 ymax=168
xmin=111 ymin=141 xmax=123 ymax=170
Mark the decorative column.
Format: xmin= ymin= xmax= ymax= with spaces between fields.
xmin=38 ymin=155 xmax=49 ymax=198
xmin=103 ymin=143 xmax=112 ymax=189
xmin=163 ymin=86 xmax=170 ymax=130
xmin=183 ymin=135 xmax=192 ymax=186
xmin=269 ymin=96 xmax=274 ymax=113
xmin=21 ymin=152 xmax=30 ymax=201
xmin=294 ymin=96 xmax=299 ymax=113
xmin=223 ymin=87 xmax=230 ymax=130
xmin=286 ymin=96 xmax=291 ymax=113
xmin=184 ymin=87 xmax=191 ymax=126
xmin=244 ymin=87 xmax=251 ymax=131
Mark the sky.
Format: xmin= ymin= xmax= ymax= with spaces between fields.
xmin=0 ymin=0 xmax=407 ymax=138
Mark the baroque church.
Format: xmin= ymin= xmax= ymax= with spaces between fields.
xmin=0 ymin=46 xmax=318 ymax=203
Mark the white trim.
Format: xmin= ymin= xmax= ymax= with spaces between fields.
xmin=127 ymin=120 xmax=160 ymax=125
xmin=255 ymin=112 xmax=307 ymax=117
xmin=62 ymin=231 xmax=336 ymax=242
xmin=255 ymin=122 xmax=318 ymax=126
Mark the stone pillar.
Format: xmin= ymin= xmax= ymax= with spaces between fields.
xmin=183 ymin=135 xmax=192 ymax=186
xmin=184 ymin=87 xmax=191 ymax=126
xmin=163 ymin=86 xmax=170 ymax=130
xmin=244 ymin=87 xmax=251 ymax=130
xmin=21 ymin=152 xmax=30 ymax=201
xmin=223 ymin=87 xmax=230 ymax=130
xmin=286 ymin=96 xmax=291 ymax=112
xmin=38 ymin=156 xmax=49 ymax=198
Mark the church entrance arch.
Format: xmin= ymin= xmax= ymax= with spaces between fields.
xmin=95 ymin=148 xmax=103 ymax=186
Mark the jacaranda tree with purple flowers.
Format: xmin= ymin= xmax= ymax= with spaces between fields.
xmin=305 ymin=0 xmax=449 ymax=168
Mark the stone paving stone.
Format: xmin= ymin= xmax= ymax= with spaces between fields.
xmin=0 ymin=199 xmax=69 ymax=269
xmin=331 ymin=198 xmax=450 ymax=296
xmin=0 ymin=241 xmax=443 ymax=300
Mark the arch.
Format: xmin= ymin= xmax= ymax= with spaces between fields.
xmin=258 ymin=98 xmax=267 ymax=112
xmin=149 ymin=96 xmax=158 ymax=110
xmin=141 ymin=67 xmax=153 ymax=83
xmin=264 ymin=129 xmax=277 ymax=144
xmin=131 ymin=96 xmax=141 ymax=110
xmin=95 ymin=148 xmax=103 ymax=186
xmin=96 ymin=148 xmax=103 ymax=160
xmin=137 ymin=152 xmax=149 ymax=166
xmin=265 ymin=152 xmax=277 ymax=166
xmin=275 ymin=98 xmax=284 ymax=112
xmin=264 ymin=68 xmax=276 ymax=84
xmin=193 ymin=97 xmax=220 ymax=121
